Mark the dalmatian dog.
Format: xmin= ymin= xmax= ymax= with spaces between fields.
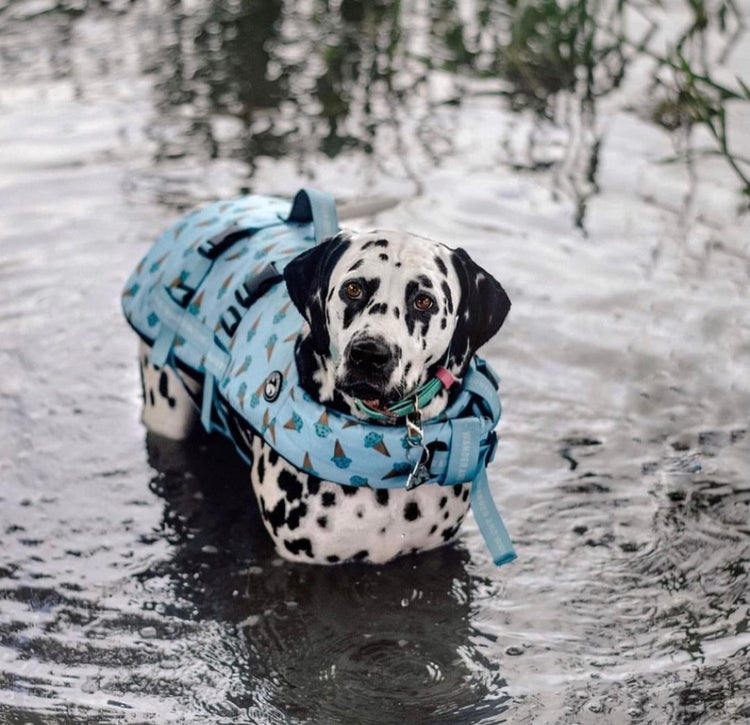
xmin=139 ymin=230 xmax=510 ymax=564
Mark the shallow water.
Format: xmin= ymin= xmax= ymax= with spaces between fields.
xmin=1 ymin=0 xmax=749 ymax=723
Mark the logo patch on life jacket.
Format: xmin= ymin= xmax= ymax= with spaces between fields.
xmin=263 ymin=370 xmax=283 ymax=402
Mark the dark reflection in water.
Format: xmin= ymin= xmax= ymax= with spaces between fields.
xmin=1 ymin=432 xmax=509 ymax=723
xmin=144 ymin=0 xmax=416 ymax=169
xmin=136 ymin=433 xmax=508 ymax=723
xmin=6 ymin=0 xmax=745 ymax=209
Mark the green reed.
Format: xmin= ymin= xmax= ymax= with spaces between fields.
xmin=485 ymin=0 xmax=750 ymax=193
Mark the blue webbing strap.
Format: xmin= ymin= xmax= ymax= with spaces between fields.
xmin=435 ymin=358 xmax=515 ymax=566
xmin=286 ymin=188 xmax=340 ymax=243
xmin=151 ymin=285 xmax=231 ymax=433
xmin=471 ymin=467 xmax=517 ymax=566
xmin=462 ymin=363 xmax=502 ymax=424
xmin=443 ymin=417 xmax=483 ymax=483
xmin=148 ymin=219 xmax=259 ymax=370
xmin=147 ymin=212 xmax=273 ymax=430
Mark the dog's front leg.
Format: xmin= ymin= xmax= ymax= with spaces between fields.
xmin=138 ymin=339 xmax=201 ymax=440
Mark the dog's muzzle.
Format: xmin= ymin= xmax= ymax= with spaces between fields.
xmin=340 ymin=335 xmax=398 ymax=401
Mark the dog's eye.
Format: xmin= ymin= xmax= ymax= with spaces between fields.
xmin=414 ymin=294 xmax=434 ymax=311
xmin=344 ymin=281 xmax=363 ymax=299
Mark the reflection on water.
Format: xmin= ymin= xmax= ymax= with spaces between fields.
xmin=1 ymin=0 xmax=749 ymax=723
xmin=138 ymin=435 xmax=508 ymax=723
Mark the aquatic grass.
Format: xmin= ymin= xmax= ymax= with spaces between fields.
xmin=471 ymin=0 xmax=750 ymax=197
xmin=642 ymin=0 xmax=750 ymax=195
xmin=498 ymin=0 xmax=629 ymax=113
xmin=650 ymin=51 xmax=750 ymax=193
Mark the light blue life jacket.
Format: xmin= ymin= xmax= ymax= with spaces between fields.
xmin=122 ymin=190 xmax=516 ymax=566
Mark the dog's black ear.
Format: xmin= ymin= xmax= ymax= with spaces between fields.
xmin=448 ymin=247 xmax=511 ymax=375
xmin=284 ymin=232 xmax=351 ymax=356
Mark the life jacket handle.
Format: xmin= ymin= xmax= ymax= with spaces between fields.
xmin=285 ymin=188 xmax=340 ymax=243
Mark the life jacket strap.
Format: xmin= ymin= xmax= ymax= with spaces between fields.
xmin=286 ymin=188 xmax=340 ymax=243
xmin=471 ymin=467 xmax=517 ymax=566
xmin=147 ymin=220 xmax=282 ymax=432
xmin=462 ymin=361 xmax=502 ymax=423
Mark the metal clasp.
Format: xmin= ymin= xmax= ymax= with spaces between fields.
xmin=405 ymin=397 xmax=430 ymax=490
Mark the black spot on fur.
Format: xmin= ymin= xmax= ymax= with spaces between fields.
xmin=393 ymin=307 xmax=400 ymax=320
xmin=441 ymin=316 xmax=447 ymax=330
xmin=379 ymin=253 xmax=388 ymax=261
xmin=417 ymin=274 xmax=433 ymax=289
xmin=348 ymin=259 xmax=364 ymax=272
xmin=158 ymin=371 xmax=176 ymax=408
xmin=462 ymin=489 xmax=469 ymax=502
xmin=149 ymin=389 xmax=155 ymax=406
xmin=441 ymin=281 xmax=454 ymax=315
xmin=341 ymin=277 xmax=381 ymax=330
xmin=307 ymin=477 xmax=321 ymax=495
xmin=265 ymin=499 xmax=286 ymax=534
xmin=376 ymin=489 xmax=389 ymax=506
xmin=317 ymin=515 xmax=328 ymax=529
xmin=327 ymin=555 xmax=340 ymax=563
xmin=453 ymin=484 xmax=463 ymax=497
xmin=285 ymin=538 xmax=313 ymax=557
xmin=405 ymin=311 xmax=415 ymax=335
xmin=257 ymin=453 xmax=265 ymax=484
xmin=351 ymin=550 xmax=369 ymax=562
xmin=279 ymin=469 xmax=304 ymax=502
xmin=435 ymin=256 xmax=448 ymax=276
xmin=268 ymin=448 xmax=279 ymax=466
xmin=368 ymin=302 xmax=388 ymax=316
xmin=404 ymin=501 xmax=422 ymax=521
xmin=362 ymin=238 xmax=389 ymax=250
xmin=404 ymin=279 xmax=438 ymax=337
xmin=286 ymin=502 xmax=308 ymax=530
xmin=341 ymin=484 xmax=359 ymax=496
xmin=322 ymin=492 xmax=336 ymax=507
xmin=441 ymin=524 xmax=461 ymax=542
xmin=430 ymin=524 xmax=438 ymax=535
xmin=439 ymin=496 xmax=448 ymax=509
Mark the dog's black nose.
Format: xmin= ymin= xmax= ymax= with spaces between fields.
xmin=348 ymin=336 xmax=392 ymax=368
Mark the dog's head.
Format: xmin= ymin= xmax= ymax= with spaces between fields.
xmin=284 ymin=230 xmax=510 ymax=415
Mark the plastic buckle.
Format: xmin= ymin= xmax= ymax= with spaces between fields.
xmin=485 ymin=431 xmax=499 ymax=465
